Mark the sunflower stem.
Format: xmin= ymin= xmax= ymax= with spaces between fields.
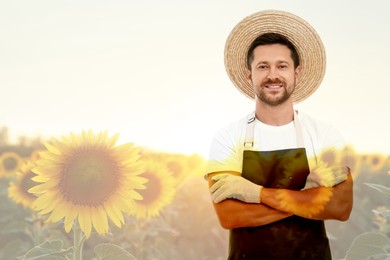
xmin=73 ymin=223 xmax=85 ymax=260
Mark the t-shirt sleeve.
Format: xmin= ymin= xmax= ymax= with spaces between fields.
xmin=204 ymin=127 xmax=243 ymax=179
xmin=308 ymin=122 xmax=351 ymax=171
xmin=321 ymin=125 xmax=352 ymax=168
xmin=299 ymin=112 xmax=351 ymax=177
xmin=320 ymin=125 xmax=346 ymax=150
xmin=301 ymin=112 xmax=349 ymax=163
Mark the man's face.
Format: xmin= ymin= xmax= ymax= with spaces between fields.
xmin=247 ymin=44 xmax=301 ymax=106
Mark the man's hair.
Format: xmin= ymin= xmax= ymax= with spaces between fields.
xmin=246 ymin=33 xmax=300 ymax=70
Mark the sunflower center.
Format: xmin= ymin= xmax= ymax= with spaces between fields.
xmin=60 ymin=150 xmax=119 ymax=206
xmin=3 ymin=157 xmax=18 ymax=171
xmin=321 ymin=151 xmax=336 ymax=165
xmin=371 ymin=157 xmax=380 ymax=166
xmin=138 ymin=171 xmax=161 ymax=205
xmin=167 ymin=161 xmax=183 ymax=179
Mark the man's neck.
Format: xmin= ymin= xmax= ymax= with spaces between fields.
xmin=255 ymin=100 xmax=294 ymax=126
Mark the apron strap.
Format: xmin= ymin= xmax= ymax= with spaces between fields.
xmin=244 ymin=113 xmax=256 ymax=148
xmin=244 ymin=110 xmax=305 ymax=149
xmin=294 ymin=110 xmax=305 ymax=148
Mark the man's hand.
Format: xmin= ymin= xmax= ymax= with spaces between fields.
xmin=210 ymin=174 xmax=263 ymax=203
xmin=304 ymin=163 xmax=349 ymax=189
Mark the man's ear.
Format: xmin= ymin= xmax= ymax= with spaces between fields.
xmin=295 ymin=65 xmax=302 ymax=82
xmin=246 ymin=69 xmax=252 ymax=83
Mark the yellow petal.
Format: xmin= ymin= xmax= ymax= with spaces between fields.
xmin=114 ymin=143 xmax=138 ymax=159
xmin=31 ymin=175 xmax=50 ymax=183
xmin=104 ymin=204 xmax=123 ymax=228
xmin=38 ymin=151 xmax=62 ymax=162
xmin=46 ymin=203 xmax=66 ymax=223
xmin=43 ymin=142 xmax=61 ymax=155
xmin=106 ymin=133 xmax=119 ymax=148
xmin=29 ymin=179 xmax=59 ymax=192
xmin=64 ymin=204 xmax=78 ymax=233
xmin=123 ymin=175 xmax=148 ymax=186
xmin=119 ymin=189 xmax=143 ymax=202
xmin=78 ymin=206 xmax=92 ymax=238
xmin=91 ymin=206 xmax=108 ymax=235
xmin=28 ymin=183 xmax=52 ymax=194
xmin=32 ymin=192 xmax=59 ymax=211
xmin=32 ymin=166 xmax=62 ymax=177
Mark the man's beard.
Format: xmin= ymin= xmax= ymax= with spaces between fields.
xmin=255 ymin=79 xmax=294 ymax=106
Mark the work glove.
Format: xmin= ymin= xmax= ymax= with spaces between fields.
xmin=210 ymin=174 xmax=263 ymax=203
xmin=303 ymin=163 xmax=349 ymax=189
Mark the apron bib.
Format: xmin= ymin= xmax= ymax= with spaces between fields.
xmin=228 ymin=111 xmax=331 ymax=260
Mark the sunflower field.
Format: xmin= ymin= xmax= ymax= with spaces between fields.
xmin=0 ymin=128 xmax=389 ymax=260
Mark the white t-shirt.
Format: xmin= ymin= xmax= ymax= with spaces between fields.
xmin=206 ymin=110 xmax=347 ymax=177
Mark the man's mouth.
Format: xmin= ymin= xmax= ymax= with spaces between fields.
xmin=265 ymin=84 xmax=283 ymax=89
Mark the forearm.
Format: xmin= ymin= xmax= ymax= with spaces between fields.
xmin=208 ymin=172 xmax=291 ymax=229
xmin=212 ymin=199 xmax=292 ymax=229
xmin=261 ymin=173 xmax=353 ymax=220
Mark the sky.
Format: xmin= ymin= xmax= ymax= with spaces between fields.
xmin=1 ymin=0 xmax=389 ymax=157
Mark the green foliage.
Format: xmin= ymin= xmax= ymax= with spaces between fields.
xmin=107 ymin=176 xmax=227 ymax=260
xmin=365 ymin=183 xmax=390 ymax=198
xmin=345 ymin=232 xmax=390 ymax=260
xmin=373 ymin=209 xmax=390 ymax=219
xmin=1 ymin=239 xmax=32 ymax=260
xmin=2 ymin=142 xmax=390 ymax=259
xmin=17 ymin=240 xmax=74 ymax=260
xmin=0 ymin=179 xmax=34 ymax=259
xmin=344 ymin=179 xmax=390 ymax=259
xmin=326 ymin=165 xmax=390 ymax=259
xmin=94 ymin=243 xmax=136 ymax=260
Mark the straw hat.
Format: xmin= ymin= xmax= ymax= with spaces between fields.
xmin=224 ymin=10 xmax=326 ymax=103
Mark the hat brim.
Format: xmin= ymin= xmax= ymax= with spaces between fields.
xmin=224 ymin=10 xmax=326 ymax=103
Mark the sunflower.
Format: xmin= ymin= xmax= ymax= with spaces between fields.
xmin=318 ymin=147 xmax=341 ymax=166
xmin=361 ymin=153 xmax=386 ymax=174
xmin=0 ymin=151 xmax=23 ymax=178
xmin=187 ymin=153 xmax=207 ymax=177
xmin=384 ymin=156 xmax=390 ymax=173
xmin=29 ymin=149 xmax=43 ymax=161
xmin=278 ymin=154 xmax=334 ymax=216
xmin=340 ymin=146 xmax=361 ymax=178
xmin=29 ymin=130 xmax=147 ymax=238
xmin=276 ymin=187 xmax=333 ymax=218
xmin=8 ymin=160 xmax=39 ymax=208
xmin=141 ymin=151 xmax=190 ymax=185
xmin=305 ymin=155 xmax=349 ymax=189
xmin=129 ymin=159 xmax=176 ymax=220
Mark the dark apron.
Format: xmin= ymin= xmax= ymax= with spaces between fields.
xmin=228 ymin=111 xmax=331 ymax=260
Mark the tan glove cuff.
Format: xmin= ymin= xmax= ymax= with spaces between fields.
xmin=259 ymin=186 xmax=264 ymax=203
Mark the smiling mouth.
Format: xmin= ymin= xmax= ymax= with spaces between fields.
xmin=265 ymin=84 xmax=283 ymax=89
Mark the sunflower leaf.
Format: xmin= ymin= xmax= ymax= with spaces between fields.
xmin=1 ymin=239 xmax=32 ymax=260
xmin=345 ymin=232 xmax=390 ymax=260
xmin=17 ymin=239 xmax=74 ymax=260
xmin=369 ymin=254 xmax=390 ymax=260
xmin=94 ymin=243 xmax=136 ymax=260
xmin=364 ymin=183 xmax=390 ymax=198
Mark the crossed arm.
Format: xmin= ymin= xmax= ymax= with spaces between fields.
xmin=208 ymin=171 xmax=353 ymax=229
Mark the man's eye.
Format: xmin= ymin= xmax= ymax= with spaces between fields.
xmin=258 ymin=65 xmax=268 ymax=70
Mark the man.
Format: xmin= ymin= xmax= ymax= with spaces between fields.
xmin=206 ymin=10 xmax=353 ymax=259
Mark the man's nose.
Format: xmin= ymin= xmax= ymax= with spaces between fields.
xmin=267 ymin=68 xmax=279 ymax=80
